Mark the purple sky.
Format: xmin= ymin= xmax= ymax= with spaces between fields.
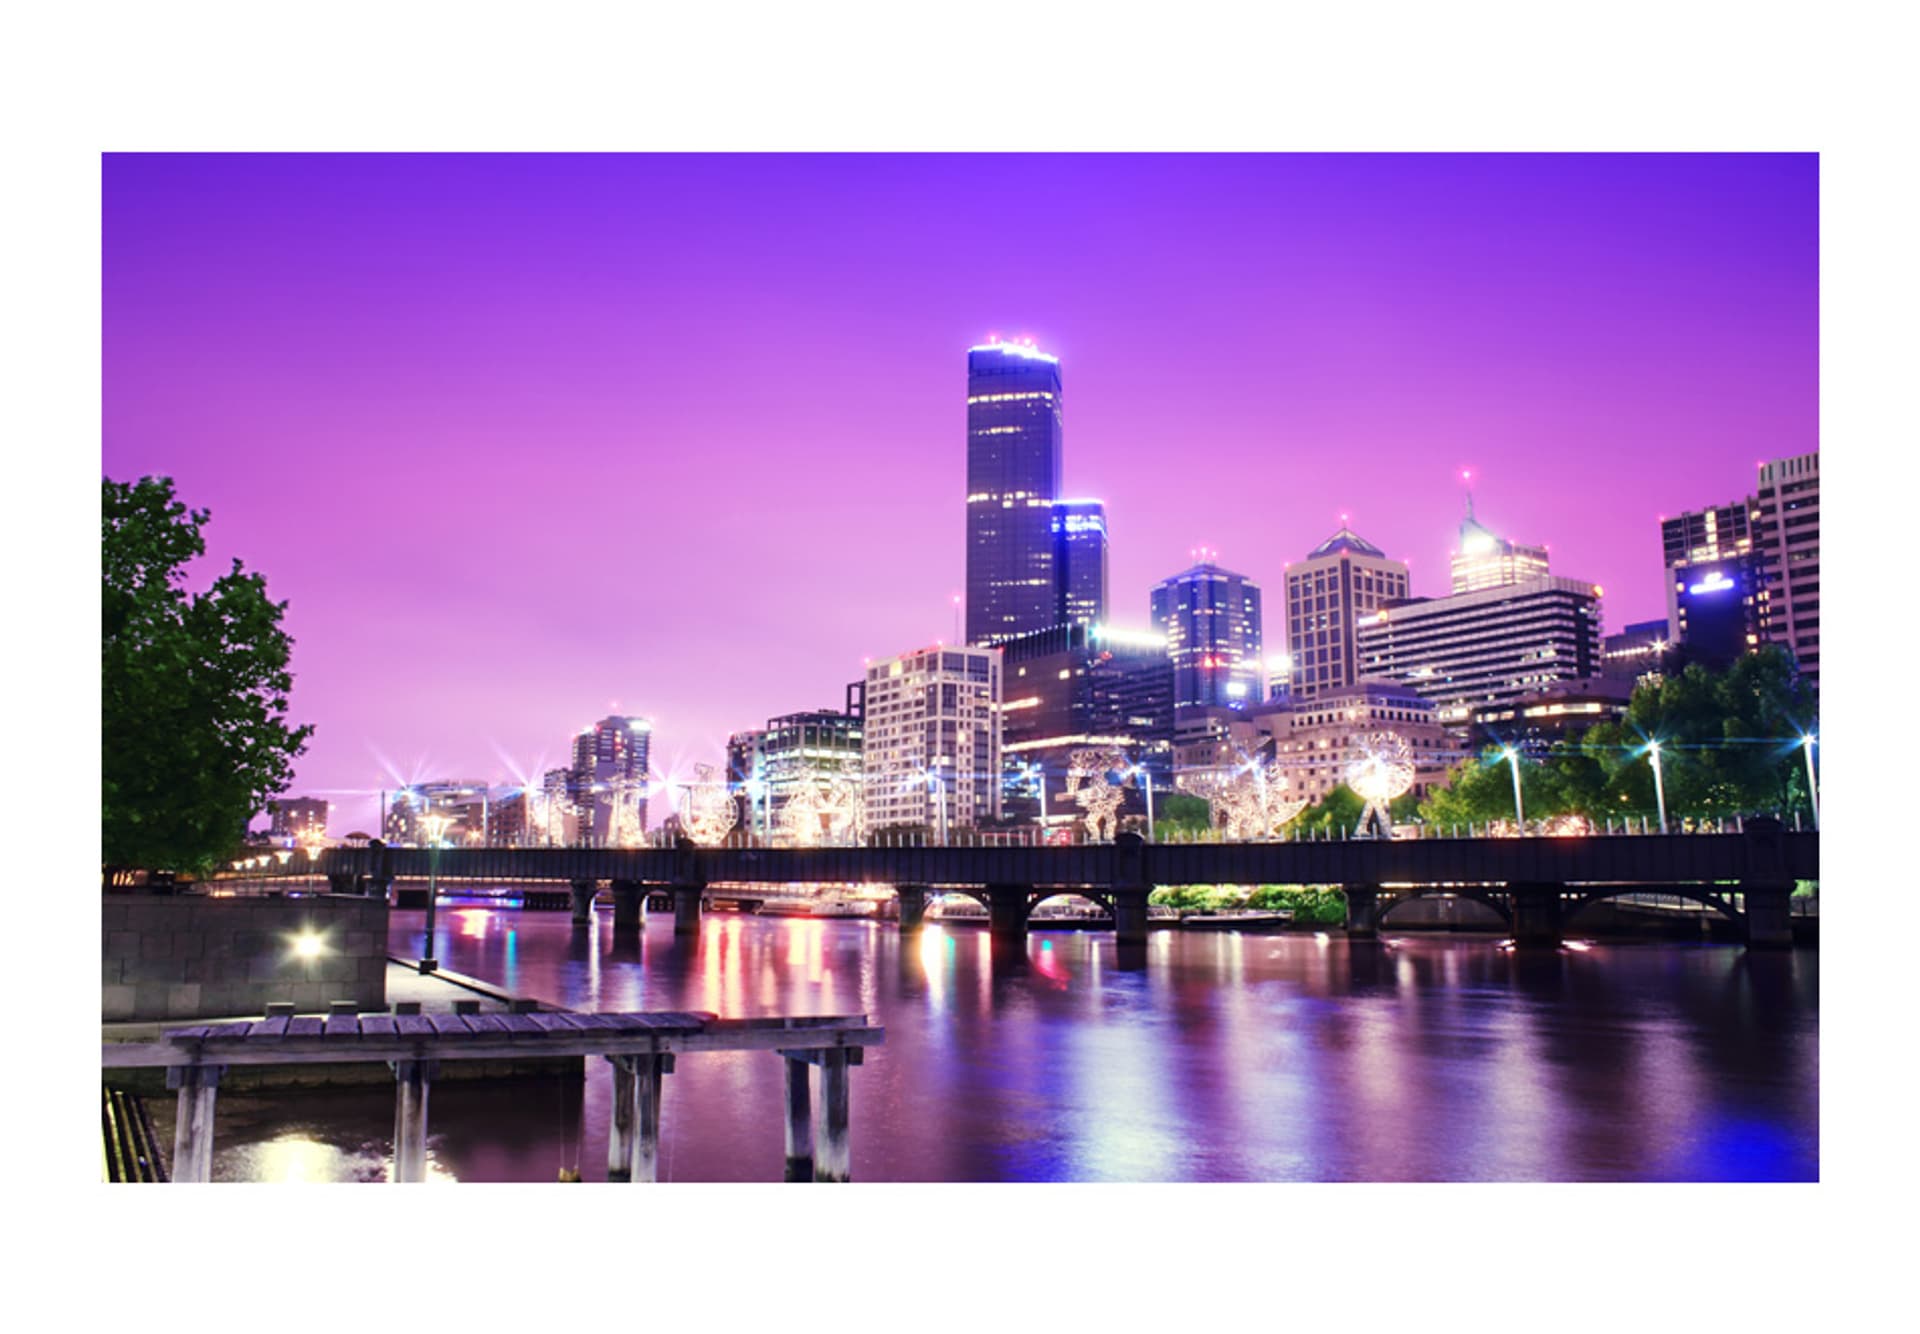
xmin=102 ymin=153 xmax=1816 ymax=832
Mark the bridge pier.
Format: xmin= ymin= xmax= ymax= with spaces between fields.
xmin=1742 ymin=881 xmax=1795 ymax=949
xmin=1112 ymin=890 xmax=1151 ymax=947
xmin=896 ymin=885 xmax=928 ymax=932
xmin=672 ymin=884 xmax=703 ymax=936
xmin=610 ymin=879 xmax=645 ymax=932
xmin=607 ymin=1053 xmax=672 ymax=1181
xmin=568 ymin=879 xmax=597 ymax=924
xmin=1344 ymin=886 xmax=1381 ymax=940
xmin=986 ymin=884 xmax=1031 ymax=944
xmin=365 ymin=875 xmax=393 ymax=902
xmin=391 ymin=1058 xmax=436 ymax=1184
xmin=1509 ymin=885 xmax=1564 ymax=951
xmin=818 ymin=1049 xmax=853 ymax=1182
xmin=783 ymin=1056 xmax=814 ymax=1181
xmin=165 ymin=1064 xmax=224 ymax=1184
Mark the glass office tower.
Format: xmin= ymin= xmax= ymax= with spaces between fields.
xmin=1052 ymin=498 xmax=1109 ymax=628
xmin=966 ymin=340 xmax=1063 ymax=646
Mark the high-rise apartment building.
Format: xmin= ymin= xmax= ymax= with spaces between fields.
xmin=1355 ymin=576 xmax=1604 ymax=731
xmin=965 ymin=339 xmax=1063 ymax=646
xmin=1052 ymin=499 xmax=1109 ymax=628
xmin=1451 ymin=498 xmax=1550 ymax=593
xmin=1152 ymin=555 xmax=1263 ymax=710
xmin=861 ymin=644 xmax=1001 ymax=832
xmin=1660 ymin=452 xmax=1818 ymax=689
xmin=569 ymin=715 xmax=652 ymax=844
xmin=267 ymin=796 xmax=329 ymax=840
xmin=1754 ymin=452 xmax=1819 ymax=690
xmin=1283 ymin=527 xmax=1410 ymax=702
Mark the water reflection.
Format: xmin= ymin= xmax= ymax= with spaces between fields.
xmin=168 ymin=910 xmax=1816 ymax=1183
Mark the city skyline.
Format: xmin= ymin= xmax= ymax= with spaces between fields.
xmin=101 ymin=153 xmax=1817 ymax=829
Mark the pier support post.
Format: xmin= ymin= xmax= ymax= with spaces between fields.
xmin=1742 ymin=881 xmax=1795 ymax=949
xmin=783 ymin=1056 xmax=815 ymax=1182
xmin=391 ymin=1059 xmax=436 ymax=1184
xmin=896 ymin=885 xmax=928 ymax=932
xmin=611 ymin=879 xmax=645 ymax=932
xmin=607 ymin=1053 xmax=674 ymax=1181
xmin=1344 ymin=886 xmax=1381 ymax=940
xmin=569 ymin=879 xmax=598 ymax=924
xmin=1110 ymin=831 xmax=1151 ymax=948
xmin=1510 ymin=885 xmax=1564 ymax=950
xmin=816 ymin=1049 xmax=852 ymax=1183
xmin=165 ymin=1065 xmax=223 ymax=1183
xmin=672 ymin=884 xmax=703 ymax=937
xmin=1112 ymin=890 xmax=1151 ymax=947
xmin=986 ymin=884 xmax=1031 ymax=945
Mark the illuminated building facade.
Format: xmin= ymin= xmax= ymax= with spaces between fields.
xmin=998 ymin=623 xmax=1175 ymax=822
xmin=861 ymin=644 xmax=1001 ymax=831
xmin=384 ymin=780 xmax=490 ymax=844
xmin=1052 ymin=499 xmax=1109 ymax=628
xmin=1227 ymin=683 xmax=1460 ymax=804
xmin=569 ymin=715 xmax=652 ymax=844
xmin=1670 ymin=551 xmax=1769 ymax=671
xmin=267 ymin=796 xmax=328 ymax=840
xmin=1462 ymin=676 xmax=1636 ymax=758
xmin=1283 ymin=527 xmax=1409 ymax=702
xmin=1450 ymin=497 xmax=1550 ymax=593
xmin=1602 ymin=619 xmax=1672 ymax=681
xmin=1355 ymin=576 xmax=1604 ymax=731
xmin=1753 ymin=452 xmax=1819 ymax=690
xmin=965 ymin=340 xmax=1063 ymax=646
xmin=1151 ymin=555 xmax=1263 ymax=710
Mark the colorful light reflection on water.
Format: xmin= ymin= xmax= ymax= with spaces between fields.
xmin=172 ymin=911 xmax=1817 ymax=1182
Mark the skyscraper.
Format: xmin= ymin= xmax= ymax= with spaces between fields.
xmin=1283 ymin=526 xmax=1410 ymax=701
xmin=1052 ymin=498 xmax=1109 ymax=628
xmin=861 ymin=643 xmax=1002 ymax=832
xmin=1151 ymin=553 xmax=1263 ymax=710
xmin=965 ymin=339 xmax=1063 ymax=646
xmin=1450 ymin=496 xmax=1550 ymax=593
xmin=569 ymin=715 xmax=652 ymax=844
xmin=1753 ymin=452 xmax=1819 ymax=690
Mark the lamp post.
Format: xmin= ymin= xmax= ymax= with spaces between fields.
xmin=1802 ymin=733 xmax=1819 ymax=831
xmin=300 ymin=832 xmax=326 ymax=892
xmin=418 ymin=810 xmax=454 ymax=973
xmin=1501 ymin=746 xmax=1525 ymax=834
xmin=1646 ymin=740 xmax=1669 ymax=835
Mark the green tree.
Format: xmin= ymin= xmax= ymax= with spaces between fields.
xmin=1295 ymin=784 xmax=1365 ymax=835
xmin=103 ymin=476 xmax=312 ymax=876
xmin=1155 ymin=792 xmax=1213 ymax=838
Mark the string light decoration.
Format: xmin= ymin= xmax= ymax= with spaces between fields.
xmin=777 ymin=769 xmax=864 ymax=846
xmin=533 ymin=785 xmax=572 ymax=846
xmin=1064 ymin=748 xmax=1130 ymax=842
xmin=680 ymin=764 xmax=738 ymax=846
xmin=1346 ymin=731 xmax=1416 ymax=838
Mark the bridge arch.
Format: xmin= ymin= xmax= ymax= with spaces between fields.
xmin=1376 ymin=889 xmax=1513 ymax=927
xmin=1028 ymin=888 xmax=1114 ymax=918
xmin=1561 ymin=886 xmax=1742 ymax=925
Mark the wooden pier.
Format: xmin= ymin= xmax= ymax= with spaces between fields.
xmin=101 ymin=1010 xmax=883 ymax=1184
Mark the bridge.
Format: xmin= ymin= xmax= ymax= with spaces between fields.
xmin=288 ymin=819 xmax=1817 ymax=949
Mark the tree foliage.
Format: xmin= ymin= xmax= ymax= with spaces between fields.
xmin=103 ymin=476 xmax=312 ymax=875
xmin=1415 ymin=647 xmax=1817 ymax=828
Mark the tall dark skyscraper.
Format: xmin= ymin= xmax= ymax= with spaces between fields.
xmin=966 ymin=339 xmax=1063 ymax=646
xmin=1052 ymin=498 xmax=1109 ymax=628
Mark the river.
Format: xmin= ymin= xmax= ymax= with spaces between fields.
xmin=179 ymin=908 xmax=1818 ymax=1182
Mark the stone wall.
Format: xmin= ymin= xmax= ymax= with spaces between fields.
xmin=102 ymin=893 xmax=389 ymax=1022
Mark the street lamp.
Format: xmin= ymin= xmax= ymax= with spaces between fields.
xmin=1645 ymin=740 xmax=1669 ymax=835
xmin=418 ymin=810 xmax=454 ymax=974
xmin=1802 ymin=733 xmax=1819 ymax=831
xmin=300 ymin=832 xmax=327 ymax=892
xmin=1500 ymin=746 xmax=1525 ymax=834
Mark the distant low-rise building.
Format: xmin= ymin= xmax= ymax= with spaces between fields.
xmin=1462 ymin=676 xmax=1637 ymax=758
xmin=268 ymin=796 xmax=329 ymax=841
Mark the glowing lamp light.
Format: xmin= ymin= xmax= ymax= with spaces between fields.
xmin=1686 ymin=572 xmax=1733 ymax=595
xmin=291 ymin=929 xmax=326 ymax=960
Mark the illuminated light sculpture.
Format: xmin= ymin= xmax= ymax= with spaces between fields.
xmin=778 ymin=769 xmax=864 ymax=847
xmin=1064 ymin=748 xmax=1131 ymax=842
xmin=1346 ymin=731 xmax=1416 ymax=839
xmin=1541 ymin=813 xmax=1593 ymax=838
xmin=680 ymin=764 xmax=737 ymax=846
xmin=1176 ymin=752 xmax=1308 ymax=841
xmin=599 ymin=775 xmax=647 ymax=849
